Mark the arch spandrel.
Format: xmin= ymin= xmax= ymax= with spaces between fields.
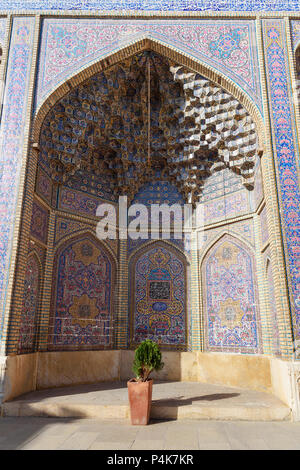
xmin=36 ymin=20 xmax=262 ymax=115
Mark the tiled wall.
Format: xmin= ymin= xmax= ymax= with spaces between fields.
xmin=0 ymin=9 xmax=298 ymax=360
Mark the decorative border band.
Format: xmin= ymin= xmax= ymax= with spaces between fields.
xmin=263 ymin=19 xmax=300 ymax=346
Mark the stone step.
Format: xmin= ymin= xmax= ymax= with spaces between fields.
xmin=1 ymin=381 xmax=291 ymax=422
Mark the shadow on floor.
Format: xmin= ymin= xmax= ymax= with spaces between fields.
xmin=7 ymin=381 xmax=129 ymax=401
xmin=0 ymin=416 xmax=76 ymax=450
xmin=152 ymin=393 xmax=240 ymax=407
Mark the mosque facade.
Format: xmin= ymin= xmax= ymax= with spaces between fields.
xmin=0 ymin=1 xmax=299 ymax=420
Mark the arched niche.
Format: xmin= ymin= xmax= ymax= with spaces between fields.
xmin=201 ymin=233 xmax=262 ymax=354
xmin=128 ymin=241 xmax=190 ymax=351
xmin=11 ymin=39 xmax=266 ymax=356
xmin=48 ymin=233 xmax=117 ymax=351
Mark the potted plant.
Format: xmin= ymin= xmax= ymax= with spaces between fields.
xmin=127 ymin=339 xmax=164 ymax=425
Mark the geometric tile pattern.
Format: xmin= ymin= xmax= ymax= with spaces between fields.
xmin=0 ymin=9 xmax=297 ymax=363
xmin=58 ymin=187 xmax=106 ymax=217
xmin=54 ymin=216 xmax=93 ymax=245
xmin=127 ymin=179 xmax=189 ymax=255
xmin=30 ymin=200 xmax=49 ymax=245
xmin=253 ymin=162 xmax=264 ymax=209
xmin=203 ymin=190 xmax=249 ymax=225
xmin=35 ymin=167 xmax=52 ymax=205
xmin=199 ymin=168 xmax=244 ymax=203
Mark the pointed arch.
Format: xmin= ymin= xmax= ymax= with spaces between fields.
xmin=32 ymin=37 xmax=265 ymax=150
xmin=128 ymin=237 xmax=191 ymax=264
xmin=48 ymin=231 xmax=117 ymax=351
xmin=54 ymin=227 xmax=118 ymax=267
xmin=201 ymin=233 xmax=262 ymax=354
xmin=128 ymin=240 xmax=190 ymax=351
xmin=199 ymin=228 xmax=255 ymax=267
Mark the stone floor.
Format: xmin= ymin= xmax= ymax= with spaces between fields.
xmin=2 ymin=381 xmax=291 ymax=421
xmin=0 ymin=417 xmax=300 ymax=450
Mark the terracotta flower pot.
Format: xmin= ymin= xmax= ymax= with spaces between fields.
xmin=127 ymin=378 xmax=153 ymax=425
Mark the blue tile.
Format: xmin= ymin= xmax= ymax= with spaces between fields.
xmin=0 ymin=0 xmax=299 ymax=12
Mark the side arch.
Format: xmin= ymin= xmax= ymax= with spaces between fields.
xmin=199 ymin=228 xmax=256 ymax=267
xmin=200 ymin=233 xmax=262 ymax=354
xmin=48 ymin=231 xmax=117 ymax=351
xmin=54 ymin=227 xmax=118 ymax=267
xmin=128 ymin=240 xmax=190 ymax=351
xmin=128 ymin=237 xmax=191 ymax=264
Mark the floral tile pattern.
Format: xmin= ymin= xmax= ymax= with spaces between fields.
xmin=263 ymin=19 xmax=300 ymax=343
xmin=36 ymin=19 xmax=262 ymax=112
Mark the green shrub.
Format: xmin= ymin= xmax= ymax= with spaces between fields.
xmin=132 ymin=339 xmax=164 ymax=382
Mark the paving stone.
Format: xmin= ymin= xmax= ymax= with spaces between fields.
xmin=20 ymin=436 xmax=68 ymax=450
xmin=199 ymin=442 xmax=231 ymax=450
xmin=131 ymin=439 xmax=165 ymax=450
xmin=89 ymin=440 xmax=133 ymax=450
xmin=0 ymin=417 xmax=300 ymax=450
xmin=57 ymin=431 xmax=99 ymax=450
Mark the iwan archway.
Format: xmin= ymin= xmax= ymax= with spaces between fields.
xmin=2 ymin=39 xmax=294 ymax=412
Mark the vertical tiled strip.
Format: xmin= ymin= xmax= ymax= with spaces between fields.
xmin=37 ymin=210 xmax=55 ymax=351
xmin=190 ymin=230 xmax=201 ymax=351
xmin=117 ymin=239 xmax=128 ymax=348
xmin=285 ymin=18 xmax=300 ymax=176
xmin=0 ymin=16 xmax=39 ymax=354
xmin=253 ymin=212 xmax=272 ymax=354
xmin=256 ymin=18 xmax=294 ymax=359
xmin=0 ymin=15 xmax=12 ymax=119
xmin=262 ymin=18 xmax=300 ymax=358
